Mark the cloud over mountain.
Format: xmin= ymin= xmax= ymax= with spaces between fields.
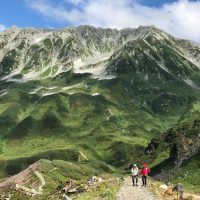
xmin=26 ymin=0 xmax=200 ymax=43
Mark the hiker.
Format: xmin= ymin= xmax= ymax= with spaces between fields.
xmin=140 ymin=163 xmax=151 ymax=186
xmin=131 ymin=164 xmax=139 ymax=186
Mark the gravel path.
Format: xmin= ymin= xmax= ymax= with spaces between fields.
xmin=116 ymin=177 xmax=160 ymax=200
xmin=34 ymin=171 xmax=46 ymax=193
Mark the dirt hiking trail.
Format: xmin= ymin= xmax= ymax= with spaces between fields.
xmin=116 ymin=177 xmax=160 ymax=200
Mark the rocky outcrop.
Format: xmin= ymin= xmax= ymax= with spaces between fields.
xmin=145 ymin=138 xmax=161 ymax=155
xmin=0 ymin=162 xmax=46 ymax=197
xmin=165 ymin=117 xmax=200 ymax=165
xmin=0 ymin=162 xmax=39 ymax=189
xmin=145 ymin=115 xmax=200 ymax=167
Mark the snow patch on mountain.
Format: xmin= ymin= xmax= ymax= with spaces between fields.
xmin=62 ymin=83 xmax=82 ymax=91
xmin=33 ymin=37 xmax=43 ymax=44
xmin=29 ymin=86 xmax=58 ymax=95
xmin=0 ymin=91 xmax=7 ymax=97
xmin=28 ymin=84 xmax=82 ymax=97
xmin=41 ymin=92 xmax=58 ymax=97
xmin=184 ymin=79 xmax=200 ymax=90
xmin=92 ymin=93 xmax=100 ymax=96
xmin=73 ymin=52 xmax=115 ymax=79
xmin=32 ymin=32 xmax=53 ymax=44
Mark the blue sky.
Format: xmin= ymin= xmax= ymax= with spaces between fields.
xmin=0 ymin=0 xmax=200 ymax=42
xmin=0 ymin=0 xmax=65 ymax=29
xmin=0 ymin=0 xmax=178 ymax=29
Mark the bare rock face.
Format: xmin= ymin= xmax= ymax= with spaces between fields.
xmin=145 ymin=138 xmax=161 ymax=155
xmin=0 ymin=162 xmax=39 ymax=189
xmin=0 ymin=25 xmax=200 ymax=82
xmin=146 ymin=115 xmax=200 ymax=167
xmin=166 ymin=119 xmax=200 ymax=166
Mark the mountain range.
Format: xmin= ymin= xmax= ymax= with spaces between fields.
xmin=0 ymin=25 xmax=200 ymax=198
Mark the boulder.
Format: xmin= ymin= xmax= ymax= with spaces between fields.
xmin=159 ymin=184 xmax=168 ymax=191
xmin=87 ymin=176 xmax=103 ymax=185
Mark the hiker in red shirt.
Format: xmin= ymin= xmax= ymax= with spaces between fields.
xmin=140 ymin=163 xmax=151 ymax=186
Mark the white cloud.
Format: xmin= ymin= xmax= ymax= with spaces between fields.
xmin=26 ymin=0 xmax=200 ymax=42
xmin=27 ymin=0 xmax=82 ymax=23
xmin=0 ymin=24 xmax=6 ymax=32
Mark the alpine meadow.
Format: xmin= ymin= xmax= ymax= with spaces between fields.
xmin=0 ymin=25 xmax=200 ymax=199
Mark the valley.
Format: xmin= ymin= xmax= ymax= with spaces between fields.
xmin=0 ymin=25 xmax=199 ymax=199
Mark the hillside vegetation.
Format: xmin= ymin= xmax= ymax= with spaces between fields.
xmin=0 ymin=25 xmax=200 ymax=198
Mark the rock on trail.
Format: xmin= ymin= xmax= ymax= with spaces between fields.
xmin=116 ymin=177 xmax=160 ymax=200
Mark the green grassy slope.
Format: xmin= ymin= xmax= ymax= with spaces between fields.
xmin=0 ymin=26 xmax=200 ymax=197
xmin=0 ymin=69 xmax=199 ymax=176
